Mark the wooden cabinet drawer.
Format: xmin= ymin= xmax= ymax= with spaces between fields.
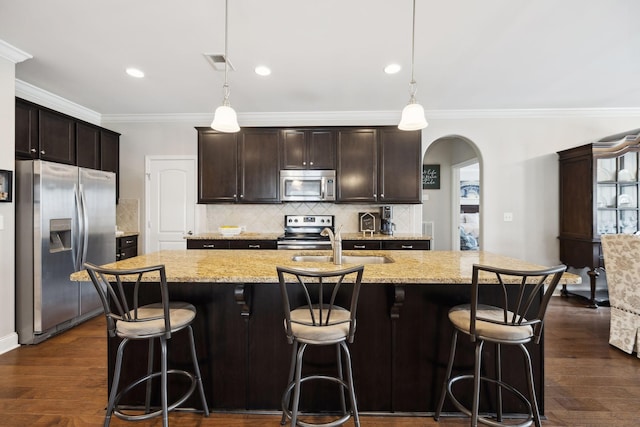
xmin=229 ymin=240 xmax=277 ymax=250
xmin=187 ymin=240 xmax=230 ymax=249
xmin=381 ymin=240 xmax=431 ymax=250
xmin=342 ymin=240 xmax=382 ymax=250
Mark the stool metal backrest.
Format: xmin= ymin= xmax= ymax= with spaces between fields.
xmin=277 ymin=264 xmax=364 ymax=344
xmin=85 ymin=262 xmax=172 ymax=339
xmin=470 ymin=263 xmax=567 ymax=344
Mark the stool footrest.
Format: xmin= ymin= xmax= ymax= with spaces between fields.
xmin=447 ymin=374 xmax=534 ymax=427
xmin=113 ymin=369 xmax=197 ymax=422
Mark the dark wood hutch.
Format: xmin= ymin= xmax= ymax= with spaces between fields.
xmin=558 ymin=129 xmax=640 ymax=307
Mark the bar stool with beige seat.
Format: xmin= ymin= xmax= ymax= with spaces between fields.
xmin=84 ymin=262 xmax=209 ymax=427
xmin=434 ymin=263 xmax=566 ymax=427
xmin=277 ymin=264 xmax=364 ymax=427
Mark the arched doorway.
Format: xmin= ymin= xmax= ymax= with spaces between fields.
xmin=422 ymin=136 xmax=482 ymax=250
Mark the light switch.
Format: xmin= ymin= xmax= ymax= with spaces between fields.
xmin=503 ymin=212 xmax=513 ymax=222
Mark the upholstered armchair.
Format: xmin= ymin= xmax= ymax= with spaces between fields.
xmin=600 ymin=234 xmax=640 ymax=358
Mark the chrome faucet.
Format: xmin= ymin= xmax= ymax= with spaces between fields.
xmin=321 ymin=225 xmax=342 ymax=265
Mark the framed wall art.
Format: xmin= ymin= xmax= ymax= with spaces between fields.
xmin=0 ymin=170 xmax=12 ymax=202
xmin=422 ymin=164 xmax=440 ymax=189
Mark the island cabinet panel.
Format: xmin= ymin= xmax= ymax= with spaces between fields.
xmin=281 ymin=128 xmax=335 ymax=170
xmin=378 ymin=128 xmax=422 ymax=203
xmin=108 ymin=280 xmax=544 ymax=415
xmin=238 ymin=129 xmax=280 ymax=202
xmin=336 ymin=128 xmax=378 ymax=202
xmin=197 ymin=129 xmax=238 ymax=203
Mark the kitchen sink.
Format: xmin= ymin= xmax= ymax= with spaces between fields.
xmin=291 ymin=255 xmax=394 ymax=264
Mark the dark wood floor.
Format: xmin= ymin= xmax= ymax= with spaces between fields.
xmin=0 ymin=296 xmax=638 ymax=426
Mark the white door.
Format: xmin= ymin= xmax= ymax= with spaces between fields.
xmin=145 ymin=156 xmax=196 ymax=253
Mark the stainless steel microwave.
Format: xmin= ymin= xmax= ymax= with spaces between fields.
xmin=280 ymin=170 xmax=336 ymax=202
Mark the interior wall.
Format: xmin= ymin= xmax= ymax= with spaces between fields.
xmin=0 ymin=57 xmax=17 ymax=353
xmin=107 ymin=114 xmax=640 ymax=266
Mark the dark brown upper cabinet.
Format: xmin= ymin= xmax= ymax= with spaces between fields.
xmin=15 ymin=98 xmax=39 ymax=159
xmin=197 ymin=128 xmax=239 ymax=203
xmin=378 ymin=128 xmax=422 ymax=203
xmin=38 ymin=109 xmax=76 ymax=165
xmin=76 ymin=122 xmax=101 ymax=169
xmin=281 ymin=129 xmax=335 ymax=170
xmin=238 ymin=128 xmax=280 ymax=203
xmin=336 ymin=128 xmax=378 ymax=203
xmin=197 ymin=127 xmax=280 ymax=204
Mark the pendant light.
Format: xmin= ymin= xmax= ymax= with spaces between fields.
xmin=398 ymin=0 xmax=428 ymax=131
xmin=211 ymin=0 xmax=240 ymax=133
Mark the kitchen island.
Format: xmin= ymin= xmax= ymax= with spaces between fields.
xmin=72 ymin=249 xmax=578 ymax=416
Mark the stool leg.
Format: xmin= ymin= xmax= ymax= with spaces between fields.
xmin=434 ymin=329 xmax=458 ymax=421
xmin=281 ymin=341 xmax=299 ymax=425
xmin=145 ymin=338 xmax=155 ymax=414
xmin=187 ymin=325 xmax=210 ymax=417
xmin=105 ymin=338 xmax=129 ymax=427
xmin=495 ymin=343 xmax=503 ymax=422
xmin=291 ymin=343 xmax=308 ymax=427
xmin=520 ymin=343 xmax=541 ymax=427
xmin=471 ymin=339 xmax=485 ymax=427
xmin=341 ymin=341 xmax=360 ymax=427
xmin=160 ymin=337 xmax=168 ymax=427
xmin=336 ymin=343 xmax=347 ymax=416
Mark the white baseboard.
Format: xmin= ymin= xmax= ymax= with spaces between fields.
xmin=0 ymin=332 xmax=20 ymax=355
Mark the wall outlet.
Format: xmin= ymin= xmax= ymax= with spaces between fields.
xmin=503 ymin=212 xmax=513 ymax=222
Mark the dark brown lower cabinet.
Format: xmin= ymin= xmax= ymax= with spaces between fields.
xmin=108 ymin=282 xmax=544 ymax=415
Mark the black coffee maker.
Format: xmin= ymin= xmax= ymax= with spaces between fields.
xmin=380 ymin=206 xmax=394 ymax=235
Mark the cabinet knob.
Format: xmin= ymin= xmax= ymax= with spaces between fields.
xmin=248 ymin=244 xmax=260 ymax=249
xmin=40 ymin=150 xmax=45 ymax=155
xmin=354 ymin=245 xmax=365 ymax=249
xmin=380 ymin=193 xmax=385 ymax=198
xmin=303 ymin=161 xmax=306 ymax=165
xmin=30 ymin=148 xmax=37 ymax=153
xmin=401 ymin=245 xmax=413 ymax=249
xmin=310 ymin=161 xmax=314 ymax=166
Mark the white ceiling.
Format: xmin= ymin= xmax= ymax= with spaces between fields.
xmin=1 ymin=0 xmax=639 ymax=117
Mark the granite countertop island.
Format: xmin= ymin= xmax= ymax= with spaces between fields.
xmin=72 ymin=249 xmax=578 ymax=285
xmin=78 ymin=249 xmax=578 ymax=416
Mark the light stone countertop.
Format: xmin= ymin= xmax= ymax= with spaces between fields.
xmin=72 ymin=249 xmax=580 ymax=285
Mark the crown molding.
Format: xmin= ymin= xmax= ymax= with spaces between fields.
xmin=0 ymin=40 xmax=32 ymax=63
xmin=13 ymin=79 xmax=640 ymax=126
xmin=15 ymin=79 xmax=101 ymax=125
xmin=102 ymin=107 xmax=640 ymax=125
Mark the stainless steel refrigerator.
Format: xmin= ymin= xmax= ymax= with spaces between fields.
xmin=16 ymin=160 xmax=115 ymax=344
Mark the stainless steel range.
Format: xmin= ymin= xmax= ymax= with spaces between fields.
xmin=277 ymin=215 xmax=334 ymax=250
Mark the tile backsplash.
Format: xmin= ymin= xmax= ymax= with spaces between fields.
xmin=116 ymin=199 xmax=140 ymax=232
xmin=198 ymin=203 xmax=423 ymax=234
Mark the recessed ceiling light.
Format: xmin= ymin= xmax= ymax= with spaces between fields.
xmin=255 ymin=65 xmax=271 ymax=76
xmin=126 ymin=68 xmax=145 ymax=78
xmin=384 ymin=63 xmax=401 ymax=74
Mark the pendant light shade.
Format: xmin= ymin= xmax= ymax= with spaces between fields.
xmin=211 ymin=0 xmax=240 ymax=133
xmin=211 ymin=104 xmax=240 ymax=133
xmin=398 ymin=0 xmax=427 ymax=131
xmin=399 ymin=100 xmax=428 ymax=131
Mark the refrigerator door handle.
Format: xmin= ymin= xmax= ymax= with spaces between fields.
xmin=72 ymin=184 xmax=82 ymax=271
xmin=79 ymin=184 xmax=89 ymax=268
